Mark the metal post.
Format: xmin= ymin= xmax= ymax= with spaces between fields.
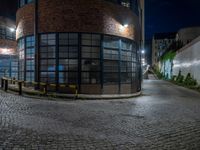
xmin=4 ymin=80 xmax=8 ymax=92
xmin=13 ymin=77 xmax=16 ymax=85
xmin=1 ymin=78 xmax=4 ymax=88
xmin=75 ymin=85 xmax=78 ymax=99
xmin=43 ymin=83 xmax=47 ymax=95
xmin=18 ymin=82 xmax=22 ymax=95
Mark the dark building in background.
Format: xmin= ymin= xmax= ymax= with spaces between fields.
xmin=0 ymin=16 xmax=18 ymax=79
xmin=176 ymin=27 xmax=200 ymax=46
xmin=16 ymin=0 xmax=144 ymax=94
xmin=145 ymin=39 xmax=152 ymax=65
xmin=152 ymin=32 xmax=176 ymax=67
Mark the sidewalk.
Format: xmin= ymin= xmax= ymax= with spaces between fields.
xmin=7 ymin=84 xmax=141 ymax=100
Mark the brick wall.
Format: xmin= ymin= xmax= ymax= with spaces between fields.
xmin=16 ymin=0 xmax=141 ymax=41
xmin=0 ymin=39 xmax=17 ymax=54
xmin=16 ymin=4 xmax=35 ymax=39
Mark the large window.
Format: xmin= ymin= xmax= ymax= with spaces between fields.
xmin=40 ymin=34 xmax=56 ymax=83
xmin=25 ymin=36 xmax=35 ymax=82
xmin=120 ymin=0 xmax=131 ymax=8
xmin=0 ymin=26 xmax=15 ymax=40
xmin=19 ymin=0 xmax=33 ymax=8
xmin=103 ymin=36 xmax=120 ymax=84
xmin=18 ymin=33 xmax=140 ymax=93
xmin=121 ymin=40 xmax=134 ymax=83
xmin=105 ymin=0 xmax=139 ymax=15
xmin=11 ymin=57 xmax=18 ymax=79
xmin=103 ymin=36 xmax=137 ymax=84
xmin=18 ymin=38 xmax=25 ymax=80
xmin=0 ymin=56 xmax=18 ymax=79
xmin=58 ymin=33 xmax=78 ymax=84
xmin=81 ymin=34 xmax=101 ymax=84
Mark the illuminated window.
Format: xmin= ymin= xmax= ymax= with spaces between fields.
xmin=121 ymin=0 xmax=130 ymax=8
xmin=0 ymin=26 xmax=15 ymax=40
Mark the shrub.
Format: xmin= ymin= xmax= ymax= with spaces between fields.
xmin=171 ymin=76 xmax=177 ymax=82
xmin=184 ymin=73 xmax=197 ymax=86
xmin=176 ymin=71 xmax=184 ymax=83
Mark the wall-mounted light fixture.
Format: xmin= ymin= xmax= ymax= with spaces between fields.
xmin=123 ymin=24 xmax=128 ymax=28
xmin=119 ymin=24 xmax=129 ymax=32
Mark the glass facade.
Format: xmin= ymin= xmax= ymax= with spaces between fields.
xmin=81 ymin=34 xmax=101 ymax=84
xmin=26 ymin=36 xmax=35 ymax=82
xmin=58 ymin=33 xmax=78 ymax=84
xmin=0 ymin=55 xmax=18 ymax=79
xmin=18 ymin=33 xmax=140 ymax=93
xmin=105 ymin=0 xmax=139 ymax=15
xmin=40 ymin=34 xmax=56 ymax=83
xmin=18 ymin=38 xmax=25 ymax=80
xmin=18 ymin=0 xmax=34 ymax=8
xmin=0 ymin=26 xmax=16 ymax=40
xmin=18 ymin=36 xmax=35 ymax=82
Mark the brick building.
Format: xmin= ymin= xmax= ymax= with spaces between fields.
xmin=0 ymin=16 xmax=18 ymax=78
xmin=16 ymin=0 xmax=144 ymax=94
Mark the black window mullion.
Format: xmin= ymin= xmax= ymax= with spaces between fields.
xmin=100 ymin=34 xmax=104 ymax=90
xmin=56 ymin=33 xmax=59 ymax=91
xmin=118 ymin=39 xmax=122 ymax=94
xmin=78 ymin=33 xmax=81 ymax=90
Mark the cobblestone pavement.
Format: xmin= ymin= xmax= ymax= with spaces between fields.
xmin=1 ymin=80 xmax=200 ymax=149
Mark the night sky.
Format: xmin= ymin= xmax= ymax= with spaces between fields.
xmin=1 ymin=0 xmax=200 ymax=39
xmin=0 ymin=0 xmax=17 ymax=19
xmin=146 ymin=0 xmax=200 ymax=39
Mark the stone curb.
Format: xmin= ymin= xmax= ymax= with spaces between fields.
xmin=5 ymin=86 xmax=142 ymax=100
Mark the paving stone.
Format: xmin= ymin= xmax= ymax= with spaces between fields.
xmin=0 ymin=80 xmax=200 ymax=149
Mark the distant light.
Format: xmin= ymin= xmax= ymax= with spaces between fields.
xmin=123 ymin=24 xmax=128 ymax=28
xmin=10 ymin=28 xmax=15 ymax=32
xmin=0 ymin=48 xmax=14 ymax=55
xmin=2 ymin=48 xmax=8 ymax=54
xmin=141 ymin=50 xmax=145 ymax=54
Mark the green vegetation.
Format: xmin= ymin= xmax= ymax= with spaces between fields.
xmin=160 ymin=51 xmax=176 ymax=62
xmin=154 ymin=66 xmax=164 ymax=79
xmin=171 ymin=71 xmax=198 ymax=90
xmin=184 ymin=73 xmax=197 ymax=86
xmin=176 ymin=71 xmax=184 ymax=84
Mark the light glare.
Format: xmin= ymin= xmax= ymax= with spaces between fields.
xmin=10 ymin=28 xmax=15 ymax=32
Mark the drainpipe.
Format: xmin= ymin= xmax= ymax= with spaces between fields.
xmin=34 ymin=0 xmax=39 ymax=89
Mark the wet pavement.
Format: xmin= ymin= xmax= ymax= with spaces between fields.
xmin=0 ymin=80 xmax=200 ymax=149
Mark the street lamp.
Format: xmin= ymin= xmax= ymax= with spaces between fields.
xmin=141 ymin=50 xmax=145 ymax=54
xmin=9 ymin=28 xmax=15 ymax=32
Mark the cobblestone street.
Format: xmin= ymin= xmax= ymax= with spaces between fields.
xmin=1 ymin=80 xmax=200 ymax=149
